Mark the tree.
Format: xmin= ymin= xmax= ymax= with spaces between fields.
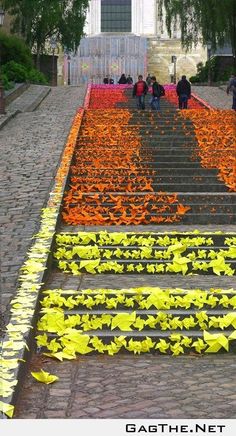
xmin=158 ymin=0 xmax=236 ymax=67
xmin=2 ymin=0 xmax=89 ymax=67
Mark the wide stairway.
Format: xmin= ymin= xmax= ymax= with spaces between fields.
xmin=62 ymin=93 xmax=235 ymax=225
xmin=35 ymin=88 xmax=236 ymax=358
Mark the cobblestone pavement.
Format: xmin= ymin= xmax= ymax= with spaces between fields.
xmin=192 ymin=85 xmax=233 ymax=109
xmin=14 ymin=354 xmax=236 ymax=419
xmin=0 ymin=86 xmax=86 ymax=332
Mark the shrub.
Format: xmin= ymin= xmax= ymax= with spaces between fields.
xmin=27 ymin=69 xmax=48 ymax=84
xmin=2 ymin=61 xmax=28 ymax=82
xmin=0 ymin=73 xmax=13 ymax=90
xmin=0 ymin=30 xmax=33 ymax=69
xmin=189 ymin=76 xmax=200 ymax=83
xmin=2 ymin=61 xmax=48 ymax=85
xmin=189 ymin=57 xmax=236 ymax=84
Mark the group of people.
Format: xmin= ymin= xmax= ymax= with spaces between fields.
xmin=103 ymin=71 xmax=236 ymax=111
xmin=132 ymin=74 xmax=192 ymax=110
xmin=103 ymin=76 xmax=114 ymax=84
xmin=118 ymin=73 xmax=134 ymax=84
xmin=132 ymin=75 xmax=165 ymax=110
xmin=103 ymin=73 xmax=134 ymax=85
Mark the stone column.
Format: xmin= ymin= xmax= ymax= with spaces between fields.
xmin=143 ymin=0 xmax=156 ymax=35
xmin=88 ymin=0 xmax=101 ymax=35
xmin=132 ymin=0 xmax=141 ymax=35
xmin=132 ymin=0 xmax=156 ymax=36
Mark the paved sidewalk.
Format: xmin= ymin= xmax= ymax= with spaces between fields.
xmin=0 ymin=86 xmax=86 ymax=333
xmin=192 ymin=85 xmax=233 ymax=109
xmin=14 ymin=354 xmax=236 ymax=419
xmin=0 ymin=85 xmax=51 ymax=131
xmin=7 ymin=84 xmax=51 ymax=113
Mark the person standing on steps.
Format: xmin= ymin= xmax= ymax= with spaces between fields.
xmin=150 ymin=76 xmax=165 ymax=110
xmin=226 ymin=73 xmax=236 ymax=110
xmin=146 ymin=73 xmax=152 ymax=87
xmin=118 ymin=73 xmax=127 ymax=84
xmin=133 ymin=75 xmax=148 ymax=109
xmin=176 ymin=75 xmax=191 ymax=109
xmin=127 ymin=75 xmax=133 ymax=84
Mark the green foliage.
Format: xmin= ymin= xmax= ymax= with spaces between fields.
xmin=189 ymin=57 xmax=236 ymax=83
xmin=2 ymin=0 xmax=89 ymax=55
xmin=158 ymin=0 xmax=236 ymax=61
xmin=27 ymin=69 xmax=48 ymax=84
xmin=0 ymin=73 xmax=14 ymax=90
xmin=0 ymin=30 xmax=33 ymax=68
xmin=2 ymin=61 xmax=28 ymax=82
xmin=2 ymin=61 xmax=48 ymax=84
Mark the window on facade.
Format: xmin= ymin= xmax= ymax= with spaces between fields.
xmin=101 ymin=0 xmax=131 ymax=33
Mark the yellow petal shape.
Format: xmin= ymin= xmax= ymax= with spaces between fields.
xmin=31 ymin=369 xmax=59 ymax=384
xmin=0 ymin=401 xmax=14 ymax=418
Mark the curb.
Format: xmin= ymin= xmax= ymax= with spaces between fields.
xmin=0 ymin=102 xmax=86 ymax=418
xmin=0 ymin=110 xmax=21 ymax=131
xmin=0 ymin=88 xmax=52 ymax=131
xmin=191 ymin=93 xmax=214 ymax=109
xmin=24 ymin=87 xmax=51 ymax=112
xmin=5 ymin=83 xmax=30 ymax=107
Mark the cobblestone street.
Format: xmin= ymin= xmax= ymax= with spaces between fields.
xmin=0 ymin=86 xmax=86 ymax=331
xmin=14 ymin=354 xmax=236 ymax=419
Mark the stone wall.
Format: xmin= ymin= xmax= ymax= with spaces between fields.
xmin=147 ymin=38 xmax=207 ymax=83
xmin=68 ymin=35 xmax=147 ymax=85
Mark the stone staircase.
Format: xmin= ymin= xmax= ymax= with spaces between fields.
xmin=61 ymin=102 xmax=235 ymax=225
xmin=35 ymin=88 xmax=236 ymax=357
xmin=53 ymin=231 xmax=236 ymax=276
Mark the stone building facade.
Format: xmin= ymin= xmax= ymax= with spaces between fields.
xmin=65 ymin=0 xmax=207 ymax=85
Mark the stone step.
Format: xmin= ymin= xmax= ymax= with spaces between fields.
xmin=68 ymin=184 xmax=228 ymax=193
xmin=71 ymin=175 xmax=224 ymax=183
xmin=60 ymin=309 xmax=235 ymax=317
xmin=39 ymin=329 xmax=236 ymax=354
xmin=70 ymin=168 xmax=219 ymax=176
xmin=66 ymin=192 xmax=235 ymax=205
xmin=55 ymin=244 xmax=234 ymax=253
xmin=79 ymin=157 xmax=202 ymax=164
xmin=65 ymin=201 xmax=235 ymax=215
xmin=77 ymin=141 xmax=198 ymax=147
xmin=62 ymin=211 xmax=235 ymax=224
xmin=54 ymin=258 xmax=236 ymax=272
xmin=82 ymin=122 xmax=195 ymax=127
xmin=86 ymin=112 xmax=183 ymax=118
xmin=79 ymin=133 xmax=195 ymax=139
xmin=72 ymin=180 xmax=226 ymax=188
xmin=76 ymin=142 xmax=197 ymax=147
xmin=76 ymin=149 xmax=199 ymax=156
xmin=75 ymin=147 xmax=198 ymax=153
xmin=56 ymin=232 xmax=235 ymax=245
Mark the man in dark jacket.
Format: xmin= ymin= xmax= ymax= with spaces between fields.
xmin=118 ymin=74 xmax=127 ymax=84
xmin=227 ymin=74 xmax=236 ymax=110
xmin=176 ymin=75 xmax=191 ymax=109
xmin=133 ymin=75 xmax=148 ymax=109
xmin=150 ymin=76 xmax=165 ymax=110
xmin=127 ymin=75 xmax=133 ymax=84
